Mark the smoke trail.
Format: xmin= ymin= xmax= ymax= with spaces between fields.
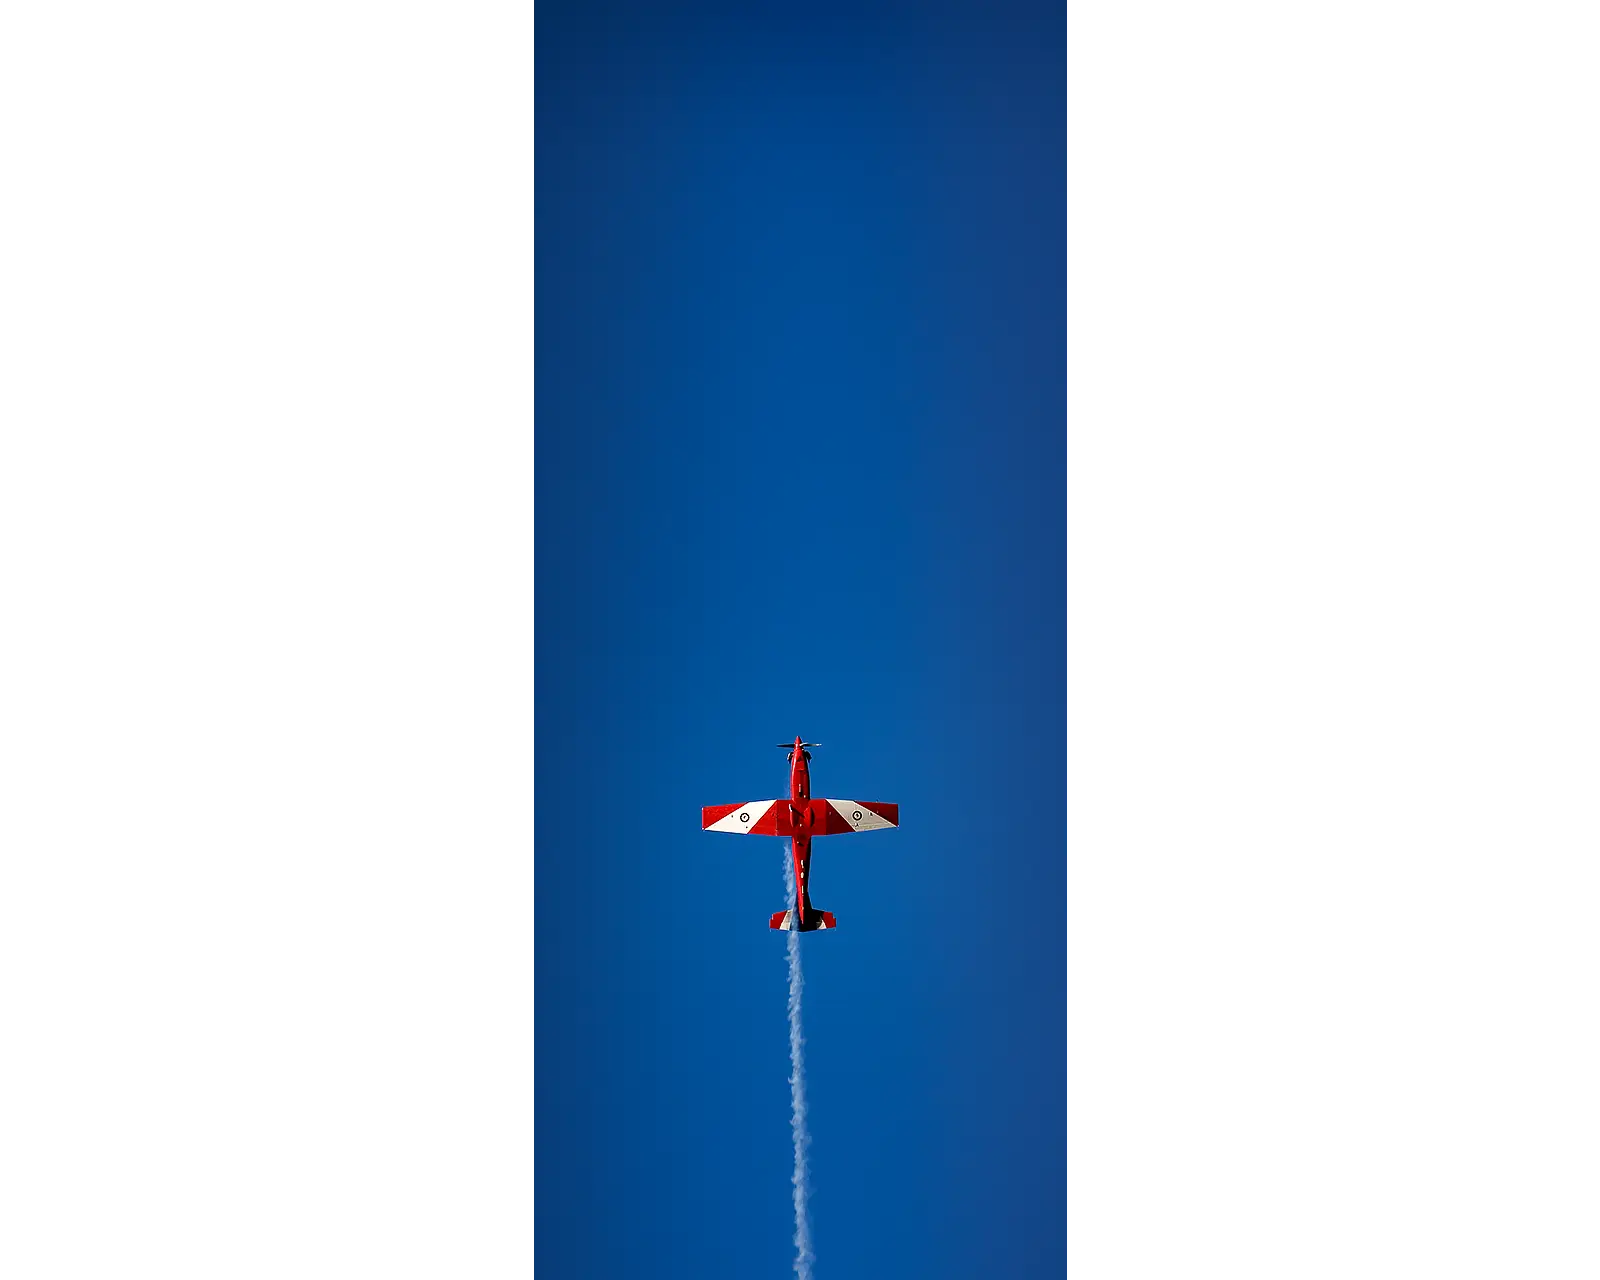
xmin=783 ymin=843 xmax=815 ymax=1279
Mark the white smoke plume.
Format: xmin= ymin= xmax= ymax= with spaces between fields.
xmin=783 ymin=843 xmax=815 ymax=1279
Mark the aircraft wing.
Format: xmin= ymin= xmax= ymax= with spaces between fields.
xmin=814 ymin=799 xmax=899 ymax=834
xmin=701 ymin=800 xmax=786 ymax=835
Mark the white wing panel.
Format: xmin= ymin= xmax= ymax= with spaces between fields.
xmin=826 ymin=799 xmax=896 ymax=832
xmin=706 ymin=799 xmax=779 ymax=833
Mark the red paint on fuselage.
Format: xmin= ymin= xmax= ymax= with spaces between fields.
xmin=787 ymin=736 xmax=816 ymax=926
xmin=788 ymin=736 xmax=811 ymax=802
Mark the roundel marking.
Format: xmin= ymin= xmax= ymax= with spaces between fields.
xmin=739 ymin=812 xmax=750 ymax=823
xmin=852 ymin=810 xmax=863 ymax=821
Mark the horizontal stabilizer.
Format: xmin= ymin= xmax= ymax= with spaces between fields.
xmin=769 ymin=908 xmax=837 ymax=932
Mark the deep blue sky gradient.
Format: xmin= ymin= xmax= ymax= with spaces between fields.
xmin=537 ymin=6 xmax=1066 ymax=1275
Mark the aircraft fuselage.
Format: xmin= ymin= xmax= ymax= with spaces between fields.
xmin=785 ymin=736 xmax=816 ymax=927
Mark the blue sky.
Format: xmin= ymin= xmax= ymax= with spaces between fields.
xmin=537 ymin=4 xmax=1067 ymax=1276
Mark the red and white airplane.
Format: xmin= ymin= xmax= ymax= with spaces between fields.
xmin=701 ymin=737 xmax=899 ymax=931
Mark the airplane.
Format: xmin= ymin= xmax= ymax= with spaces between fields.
xmin=701 ymin=737 xmax=899 ymax=931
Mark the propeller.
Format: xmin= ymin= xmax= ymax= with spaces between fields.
xmin=776 ymin=742 xmax=821 ymax=749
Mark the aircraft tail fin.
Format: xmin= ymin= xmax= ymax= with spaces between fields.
xmin=769 ymin=908 xmax=836 ymax=932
